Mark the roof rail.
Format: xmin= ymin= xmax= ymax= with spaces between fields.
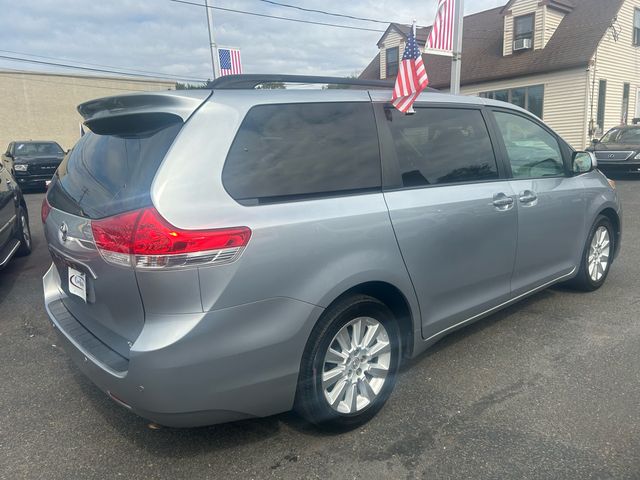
xmin=208 ymin=74 xmax=396 ymax=90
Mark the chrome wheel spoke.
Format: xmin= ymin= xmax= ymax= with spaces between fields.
xmin=351 ymin=319 xmax=363 ymax=349
xmin=325 ymin=347 xmax=347 ymax=365
xmin=322 ymin=367 xmax=344 ymax=389
xmin=368 ymin=363 xmax=388 ymax=378
xmin=362 ymin=323 xmax=380 ymax=348
xmin=358 ymin=377 xmax=376 ymax=402
xmin=335 ymin=329 xmax=351 ymax=352
xmin=328 ymin=379 xmax=349 ymax=408
xmin=368 ymin=341 xmax=390 ymax=358
xmin=344 ymin=382 xmax=358 ymax=413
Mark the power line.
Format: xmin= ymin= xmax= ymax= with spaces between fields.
xmin=0 ymin=54 xmax=204 ymax=83
xmin=251 ymin=0 xmax=420 ymax=26
xmin=0 ymin=49 xmax=208 ymax=83
xmin=168 ymin=0 xmax=386 ymax=32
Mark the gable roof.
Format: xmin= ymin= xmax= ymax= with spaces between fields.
xmin=362 ymin=0 xmax=624 ymax=89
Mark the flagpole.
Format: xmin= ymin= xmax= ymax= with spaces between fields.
xmin=450 ymin=0 xmax=464 ymax=94
xmin=204 ymin=0 xmax=219 ymax=80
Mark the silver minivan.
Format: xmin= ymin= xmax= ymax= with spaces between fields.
xmin=42 ymin=75 xmax=621 ymax=429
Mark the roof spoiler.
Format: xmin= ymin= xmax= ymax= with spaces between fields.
xmin=77 ymin=90 xmax=212 ymax=128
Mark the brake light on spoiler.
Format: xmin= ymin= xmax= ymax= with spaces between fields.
xmin=91 ymin=207 xmax=251 ymax=269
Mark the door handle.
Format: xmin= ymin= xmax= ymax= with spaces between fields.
xmin=519 ymin=190 xmax=538 ymax=204
xmin=492 ymin=193 xmax=514 ymax=210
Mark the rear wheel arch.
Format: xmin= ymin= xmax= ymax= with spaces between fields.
xmin=322 ymin=281 xmax=415 ymax=359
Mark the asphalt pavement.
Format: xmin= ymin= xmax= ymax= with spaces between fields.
xmin=1 ymin=183 xmax=639 ymax=480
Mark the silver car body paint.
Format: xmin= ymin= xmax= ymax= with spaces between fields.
xmin=42 ymin=88 xmax=622 ymax=427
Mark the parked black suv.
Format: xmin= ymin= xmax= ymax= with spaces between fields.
xmin=0 ymin=160 xmax=31 ymax=269
xmin=588 ymin=126 xmax=640 ymax=175
xmin=2 ymin=141 xmax=65 ymax=189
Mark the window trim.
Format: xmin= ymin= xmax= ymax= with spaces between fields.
xmin=221 ymin=101 xmax=383 ymax=206
xmin=486 ymin=107 xmax=570 ymax=180
xmin=514 ymin=13 xmax=535 ymax=46
xmin=386 ymin=47 xmax=399 ymax=78
xmin=634 ymin=8 xmax=640 ymax=46
xmin=375 ymin=103 xmax=509 ymax=192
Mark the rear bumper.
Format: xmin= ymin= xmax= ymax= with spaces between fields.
xmin=43 ymin=264 xmax=323 ymax=427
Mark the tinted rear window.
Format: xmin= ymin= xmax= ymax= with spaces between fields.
xmin=48 ymin=120 xmax=181 ymax=219
xmin=387 ymin=107 xmax=499 ymax=187
xmin=222 ymin=102 xmax=381 ymax=205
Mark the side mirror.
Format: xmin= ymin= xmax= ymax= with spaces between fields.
xmin=5 ymin=152 xmax=13 ymax=159
xmin=572 ymin=151 xmax=597 ymax=174
xmin=590 ymin=138 xmax=599 ymax=146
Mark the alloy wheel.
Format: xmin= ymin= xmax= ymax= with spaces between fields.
xmin=588 ymin=226 xmax=610 ymax=282
xmin=322 ymin=317 xmax=391 ymax=414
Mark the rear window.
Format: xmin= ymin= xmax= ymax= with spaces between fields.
xmin=48 ymin=119 xmax=181 ymax=219
xmin=222 ymin=102 xmax=381 ymax=205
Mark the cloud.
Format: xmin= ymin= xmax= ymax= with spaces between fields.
xmin=1 ymin=0 xmax=503 ymax=81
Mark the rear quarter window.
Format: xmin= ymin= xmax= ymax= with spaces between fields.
xmin=222 ymin=102 xmax=381 ymax=205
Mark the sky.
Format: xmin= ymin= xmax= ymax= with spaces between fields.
xmin=1 ymin=0 xmax=504 ymax=82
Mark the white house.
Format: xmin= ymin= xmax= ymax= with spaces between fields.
xmin=360 ymin=0 xmax=640 ymax=149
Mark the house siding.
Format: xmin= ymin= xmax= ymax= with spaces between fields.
xmin=460 ymin=68 xmax=588 ymax=149
xmin=0 ymin=71 xmax=174 ymax=152
xmin=503 ymin=0 xmax=545 ymax=55
xmin=543 ymin=8 xmax=565 ymax=48
xmin=379 ymin=31 xmax=405 ymax=79
xmin=589 ymin=0 xmax=640 ymax=138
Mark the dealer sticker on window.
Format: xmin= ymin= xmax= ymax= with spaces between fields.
xmin=68 ymin=267 xmax=86 ymax=302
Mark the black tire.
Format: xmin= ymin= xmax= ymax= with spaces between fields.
xmin=295 ymin=294 xmax=401 ymax=430
xmin=566 ymin=215 xmax=614 ymax=292
xmin=14 ymin=206 xmax=32 ymax=256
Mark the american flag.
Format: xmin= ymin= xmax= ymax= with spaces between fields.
xmin=218 ymin=48 xmax=243 ymax=76
xmin=426 ymin=0 xmax=455 ymax=53
xmin=392 ymin=28 xmax=429 ymax=113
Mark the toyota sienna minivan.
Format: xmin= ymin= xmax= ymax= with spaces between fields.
xmin=42 ymin=75 xmax=622 ymax=429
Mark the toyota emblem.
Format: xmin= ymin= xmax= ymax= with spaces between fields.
xmin=59 ymin=222 xmax=68 ymax=243
xmin=608 ymin=153 xmax=615 ymax=159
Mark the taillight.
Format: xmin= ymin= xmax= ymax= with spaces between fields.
xmin=41 ymin=198 xmax=52 ymax=224
xmin=91 ymin=207 xmax=251 ymax=269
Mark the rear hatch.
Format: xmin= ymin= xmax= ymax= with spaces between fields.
xmin=43 ymin=91 xmax=211 ymax=357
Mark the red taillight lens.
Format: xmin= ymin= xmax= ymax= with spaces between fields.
xmin=41 ymin=198 xmax=52 ymax=223
xmin=132 ymin=208 xmax=250 ymax=255
xmin=91 ymin=207 xmax=251 ymax=268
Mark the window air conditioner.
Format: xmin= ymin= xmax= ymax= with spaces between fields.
xmin=513 ymin=38 xmax=532 ymax=51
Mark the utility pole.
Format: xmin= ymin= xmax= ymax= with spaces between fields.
xmin=450 ymin=0 xmax=464 ymax=94
xmin=204 ymin=0 xmax=219 ymax=80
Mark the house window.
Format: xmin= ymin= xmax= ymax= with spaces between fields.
xmin=479 ymin=85 xmax=544 ymax=118
xmin=514 ymin=14 xmax=534 ymax=43
xmin=622 ymin=83 xmax=630 ymax=124
xmin=597 ymin=80 xmax=607 ymax=132
xmin=386 ymin=47 xmax=399 ymax=77
xmin=634 ymin=9 xmax=640 ymax=46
